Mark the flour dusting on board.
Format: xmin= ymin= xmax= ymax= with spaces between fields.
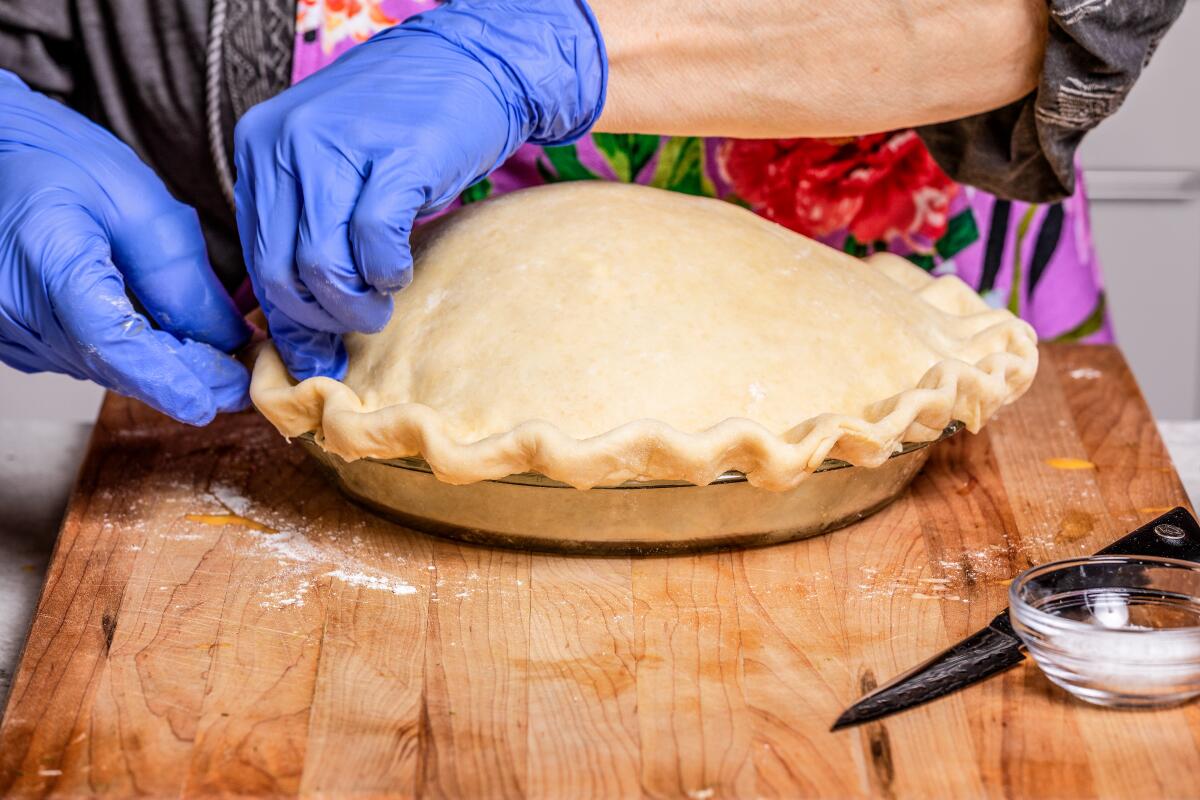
xmin=326 ymin=569 xmax=418 ymax=595
xmin=199 ymin=481 xmax=420 ymax=607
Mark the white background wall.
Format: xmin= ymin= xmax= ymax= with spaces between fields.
xmin=1081 ymin=0 xmax=1200 ymax=418
xmin=1 ymin=5 xmax=1198 ymax=423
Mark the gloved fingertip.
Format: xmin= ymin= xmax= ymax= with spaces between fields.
xmin=146 ymin=363 xmax=219 ymax=425
xmin=363 ymin=260 xmax=412 ymax=294
xmin=204 ymin=313 xmax=253 ymax=354
xmin=386 ymin=265 xmax=414 ymax=294
xmin=174 ymin=339 xmax=252 ymax=414
xmin=349 ymin=183 xmax=422 ymax=292
xmin=363 ymin=257 xmax=413 ymax=295
xmin=164 ymin=390 xmax=219 ymax=427
xmin=175 ymin=339 xmax=248 ymax=384
xmin=219 ymin=390 xmax=254 ymax=414
xmin=350 ymin=291 xmax=395 ymax=334
xmin=264 ymin=305 xmax=347 ymax=380
xmin=210 ymin=365 xmax=252 ymax=414
xmin=278 ymin=333 xmax=348 ymax=381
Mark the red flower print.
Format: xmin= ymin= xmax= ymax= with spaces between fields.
xmin=717 ymin=131 xmax=958 ymax=247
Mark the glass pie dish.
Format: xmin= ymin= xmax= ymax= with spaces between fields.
xmin=294 ymin=422 xmax=963 ymax=555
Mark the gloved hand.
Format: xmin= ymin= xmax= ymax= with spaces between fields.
xmin=0 ymin=70 xmax=251 ymax=425
xmin=233 ymin=0 xmax=607 ymax=379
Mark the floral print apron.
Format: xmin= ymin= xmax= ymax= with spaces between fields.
xmin=293 ymin=0 xmax=1110 ymax=342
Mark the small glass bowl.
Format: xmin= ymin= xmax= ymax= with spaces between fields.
xmin=1010 ymin=555 xmax=1200 ymax=708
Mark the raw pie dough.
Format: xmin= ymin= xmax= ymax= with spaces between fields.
xmin=252 ymin=182 xmax=1038 ymax=490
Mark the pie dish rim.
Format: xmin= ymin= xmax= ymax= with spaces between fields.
xmin=292 ymin=420 xmax=964 ymax=488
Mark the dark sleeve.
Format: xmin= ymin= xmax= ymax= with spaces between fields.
xmin=0 ymin=2 xmax=76 ymax=99
xmin=917 ymin=0 xmax=1187 ymax=203
xmin=1 ymin=0 xmax=295 ymax=293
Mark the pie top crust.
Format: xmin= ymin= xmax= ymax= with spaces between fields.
xmin=251 ymin=182 xmax=1038 ymax=490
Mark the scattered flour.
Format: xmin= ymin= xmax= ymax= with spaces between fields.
xmin=197 ymin=482 xmax=420 ymax=608
xmin=210 ymin=482 xmax=253 ymax=517
xmin=247 ymin=528 xmax=328 ymax=564
xmin=260 ymin=581 xmax=314 ymax=608
xmin=326 ymin=569 xmax=418 ymax=596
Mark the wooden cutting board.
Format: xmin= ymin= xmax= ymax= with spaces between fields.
xmin=2 ymin=343 xmax=1199 ymax=799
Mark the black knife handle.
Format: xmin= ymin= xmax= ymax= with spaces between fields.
xmin=1095 ymin=506 xmax=1200 ymax=561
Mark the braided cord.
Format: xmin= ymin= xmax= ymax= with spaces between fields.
xmin=205 ymin=0 xmax=236 ymax=210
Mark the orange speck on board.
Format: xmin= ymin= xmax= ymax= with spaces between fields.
xmin=1044 ymin=457 xmax=1096 ymax=470
xmin=184 ymin=513 xmax=274 ymax=532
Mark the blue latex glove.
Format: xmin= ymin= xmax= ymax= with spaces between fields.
xmin=0 ymin=71 xmax=251 ymax=424
xmin=234 ymin=0 xmax=607 ymax=379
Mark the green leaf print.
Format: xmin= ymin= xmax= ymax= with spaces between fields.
xmin=1007 ymin=205 xmax=1038 ymax=317
xmin=537 ymin=144 xmax=600 ymax=183
xmin=843 ymin=235 xmax=869 ymax=258
xmin=459 ymin=177 xmax=492 ymax=205
xmin=1051 ymin=293 xmax=1107 ymax=342
xmin=724 ymin=193 xmax=754 ymax=210
xmin=905 ymin=253 xmax=936 ymax=272
xmin=593 ymin=133 xmax=660 ymax=182
xmin=935 ymin=210 xmax=980 ymax=259
xmin=649 ymin=137 xmax=716 ymax=197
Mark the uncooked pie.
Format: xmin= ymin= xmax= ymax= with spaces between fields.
xmin=251 ymin=182 xmax=1037 ymax=490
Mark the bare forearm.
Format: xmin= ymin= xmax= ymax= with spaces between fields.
xmin=591 ymin=0 xmax=1048 ymax=137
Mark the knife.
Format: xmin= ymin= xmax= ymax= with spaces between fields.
xmin=832 ymin=506 xmax=1200 ymax=731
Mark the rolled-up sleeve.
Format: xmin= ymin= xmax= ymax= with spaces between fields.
xmin=0 ymin=3 xmax=76 ymax=99
xmin=918 ymin=0 xmax=1187 ymax=203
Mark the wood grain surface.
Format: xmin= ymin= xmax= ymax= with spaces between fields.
xmin=2 ymin=344 xmax=1198 ymax=799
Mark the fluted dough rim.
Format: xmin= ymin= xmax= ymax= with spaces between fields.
xmin=250 ymin=274 xmax=1038 ymax=491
